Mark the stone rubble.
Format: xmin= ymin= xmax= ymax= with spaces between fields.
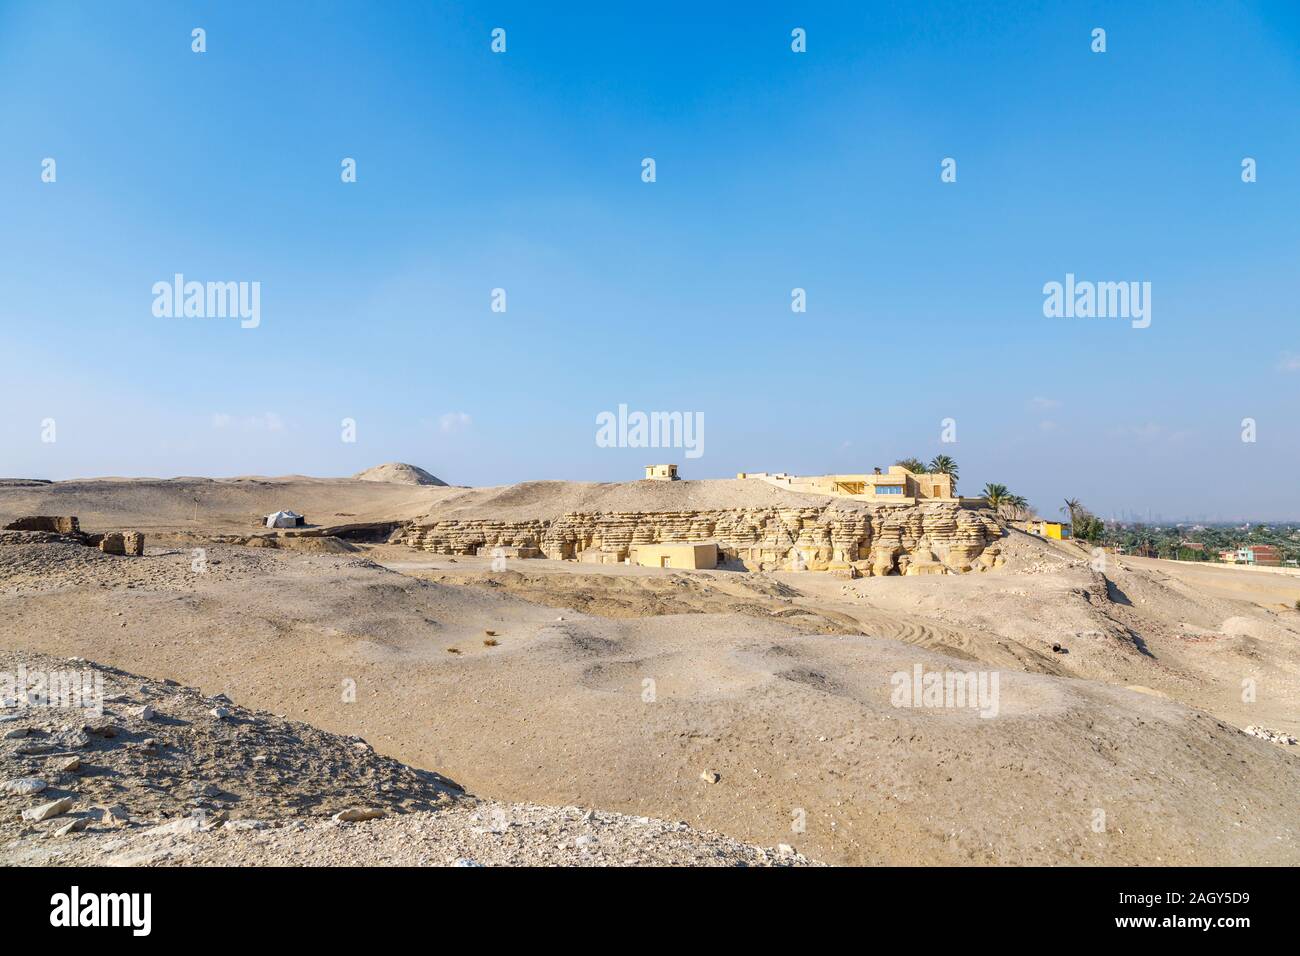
xmin=1243 ymin=725 xmax=1297 ymax=746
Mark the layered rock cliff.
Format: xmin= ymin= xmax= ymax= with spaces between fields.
xmin=400 ymin=502 xmax=1004 ymax=575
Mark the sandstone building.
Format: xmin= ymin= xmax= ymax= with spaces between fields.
xmin=736 ymin=465 xmax=954 ymax=502
xmin=629 ymin=542 xmax=718 ymax=569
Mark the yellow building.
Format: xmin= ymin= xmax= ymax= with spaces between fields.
xmin=629 ymin=542 xmax=718 ymax=569
xmin=737 ymin=465 xmax=953 ymax=502
xmin=1026 ymin=519 xmax=1071 ymax=540
xmin=644 ymin=464 xmax=679 ymax=481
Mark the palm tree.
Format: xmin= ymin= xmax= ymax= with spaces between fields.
xmin=928 ymin=455 xmax=958 ymax=494
xmin=983 ymin=483 xmax=1009 ymax=517
xmin=1004 ymin=494 xmax=1029 ymax=521
xmin=895 ymin=457 xmax=928 ymax=473
xmin=1062 ymin=498 xmax=1082 ymax=531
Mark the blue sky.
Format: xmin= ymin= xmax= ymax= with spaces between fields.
xmin=1 ymin=1 xmax=1297 ymax=520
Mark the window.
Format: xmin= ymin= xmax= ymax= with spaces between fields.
xmin=875 ymin=485 xmax=903 ymax=495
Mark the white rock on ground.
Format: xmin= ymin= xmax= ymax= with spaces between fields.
xmin=21 ymin=796 xmax=73 ymax=822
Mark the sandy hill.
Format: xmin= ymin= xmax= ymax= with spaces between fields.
xmin=353 ymin=463 xmax=447 ymax=486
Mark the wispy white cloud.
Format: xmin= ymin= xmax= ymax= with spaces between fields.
xmin=1029 ymin=396 xmax=1061 ymax=410
xmin=211 ymin=412 xmax=284 ymax=431
xmin=1278 ymin=352 xmax=1300 ymax=372
xmin=1108 ymin=422 xmax=1192 ymax=444
xmin=439 ymin=411 xmax=472 ymax=434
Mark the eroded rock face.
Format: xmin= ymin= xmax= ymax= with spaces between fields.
xmin=401 ymin=503 xmax=1004 ymax=575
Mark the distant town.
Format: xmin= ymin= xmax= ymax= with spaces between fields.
xmin=1034 ymin=517 xmax=1300 ymax=568
xmin=1101 ymin=523 xmax=1299 ymax=567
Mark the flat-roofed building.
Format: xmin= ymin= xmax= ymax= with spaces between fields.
xmin=1026 ymin=519 xmax=1071 ymax=540
xmin=629 ymin=542 xmax=718 ymax=570
xmin=1239 ymin=544 xmax=1282 ymax=566
xmin=738 ymin=465 xmax=953 ymax=501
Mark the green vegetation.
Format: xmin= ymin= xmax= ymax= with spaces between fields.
xmin=981 ymin=482 xmax=1007 ymax=515
xmin=1060 ymin=499 xmax=1106 ymax=543
xmin=893 ymin=455 xmax=960 ymax=494
xmin=1004 ymin=494 xmax=1029 ymax=520
xmin=928 ymin=455 xmax=958 ymax=493
xmin=983 ymin=483 xmax=1032 ymax=521
xmin=1102 ymin=521 xmax=1300 ymax=564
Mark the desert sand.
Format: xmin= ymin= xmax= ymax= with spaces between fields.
xmin=2 ymin=467 xmax=1297 ymax=866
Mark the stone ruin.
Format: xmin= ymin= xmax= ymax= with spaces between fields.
xmin=398 ymin=501 xmax=1006 ymax=576
xmin=1 ymin=516 xmax=145 ymax=557
xmin=3 ymin=516 xmax=81 ymax=535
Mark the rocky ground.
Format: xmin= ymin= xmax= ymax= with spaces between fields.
xmin=0 ymin=652 xmax=811 ymax=867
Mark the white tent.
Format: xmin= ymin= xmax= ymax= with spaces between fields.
xmin=265 ymin=510 xmax=304 ymax=529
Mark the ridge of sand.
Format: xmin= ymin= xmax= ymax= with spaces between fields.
xmin=411 ymin=478 xmax=865 ymax=521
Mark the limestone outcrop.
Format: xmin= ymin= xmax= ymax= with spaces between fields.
xmin=401 ymin=502 xmax=1003 ymax=575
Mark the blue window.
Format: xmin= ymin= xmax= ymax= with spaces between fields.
xmin=876 ymin=485 xmax=903 ymax=495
